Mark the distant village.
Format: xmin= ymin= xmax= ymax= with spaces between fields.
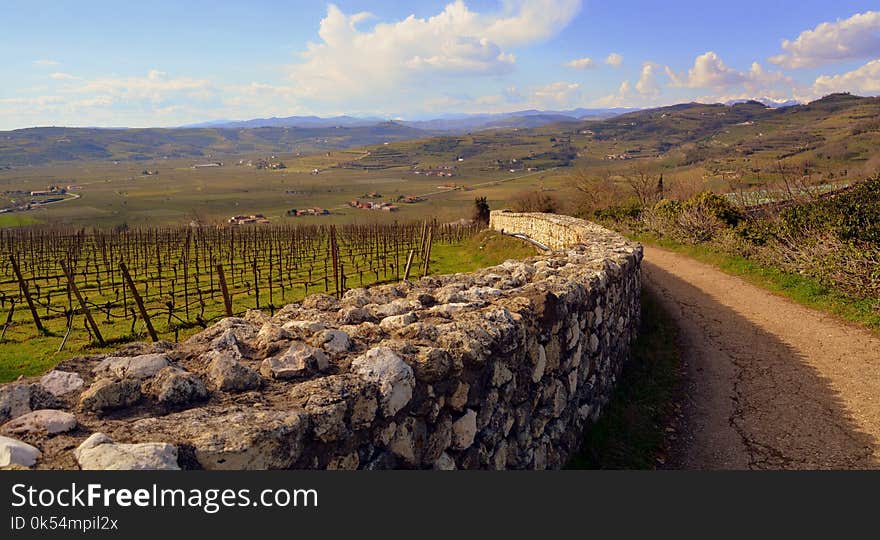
xmin=348 ymin=192 xmax=398 ymax=212
xmin=235 ymin=157 xmax=287 ymax=170
xmin=412 ymin=164 xmax=457 ymax=177
xmin=287 ymin=207 xmax=330 ymax=217
xmin=227 ymin=214 xmax=271 ymax=225
xmin=1 ymin=185 xmax=77 ymax=214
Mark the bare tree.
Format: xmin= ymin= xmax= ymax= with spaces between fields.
xmin=569 ymin=168 xmax=625 ymax=215
xmin=622 ymin=164 xmax=662 ymax=205
xmin=773 ymin=160 xmax=821 ymax=203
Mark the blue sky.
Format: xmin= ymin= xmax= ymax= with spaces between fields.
xmin=1 ymin=0 xmax=879 ymax=129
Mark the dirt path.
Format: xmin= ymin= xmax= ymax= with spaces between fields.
xmin=643 ymin=246 xmax=880 ymax=469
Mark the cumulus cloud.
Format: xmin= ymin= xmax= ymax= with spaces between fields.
xmin=565 ymin=57 xmax=594 ymax=69
xmin=605 ymin=53 xmax=623 ymax=67
xmin=594 ymin=61 xmax=661 ymax=107
xmin=770 ymin=11 xmax=880 ymax=69
xmin=666 ymin=51 xmax=746 ymax=89
xmin=635 ymin=62 xmax=661 ymax=97
xmin=33 ymin=59 xmax=59 ymax=66
xmin=812 ymin=59 xmax=880 ymax=95
xmin=594 ymin=80 xmax=632 ymax=107
xmin=288 ymin=1 xmax=581 ymax=103
xmin=666 ymin=52 xmax=796 ymax=99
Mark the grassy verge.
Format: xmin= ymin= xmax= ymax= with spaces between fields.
xmin=568 ymin=288 xmax=683 ymax=469
xmin=428 ymin=229 xmax=539 ymax=275
xmin=633 ymin=233 xmax=880 ymax=332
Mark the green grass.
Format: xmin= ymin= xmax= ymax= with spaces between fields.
xmin=633 ymin=233 xmax=880 ymax=332
xmin=0 ymin=214 xmax=39 ymax=227
xmin=567 ymin=288 xmax=683 ymax=469
xmin=429 ymin=229 xmax=539 ymax=274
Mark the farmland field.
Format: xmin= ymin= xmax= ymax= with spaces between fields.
xmin=0 ymin=221 xmax=537 ymax=382
xmin=0 ymin=131 xmax=577 ymax=229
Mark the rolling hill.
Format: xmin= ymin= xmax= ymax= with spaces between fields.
xmin=0 ymin=123 xmax=427 ymax=166
xmin=2 ymin=94 xmax=878 ymax=170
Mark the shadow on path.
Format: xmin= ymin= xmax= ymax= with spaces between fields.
xmin=644 ymin=260 xmax=878 ymax=470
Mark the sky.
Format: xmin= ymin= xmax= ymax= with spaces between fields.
xmin=1 ymin=0 xmax=879 ymax=129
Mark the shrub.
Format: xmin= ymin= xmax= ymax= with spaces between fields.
xmin=774 ymin=175 xmax=880 ymax=245
xmin=594 ymin=201 xmax=643 ymax=222
xmin=683 ymin=191 xmax=742 ymax=226
xmin=511 ymin=190 xmax=559 ymax=213
xmin=671 ymin=206 xmax=725 ymax=244
xmin=653 ymin=198 xmax=682 ymax=218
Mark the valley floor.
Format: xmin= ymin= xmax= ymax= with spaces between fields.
xmin=644 ymin=246 xmax=880 ymax=469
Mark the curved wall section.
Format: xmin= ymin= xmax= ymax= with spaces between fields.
xmin=0 ymin=213 xmax=642 ymax=470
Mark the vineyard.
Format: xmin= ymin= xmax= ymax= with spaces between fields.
xmin=0 ymin=221 xmax=479 ymax=365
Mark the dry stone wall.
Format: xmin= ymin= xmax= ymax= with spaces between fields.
xmin=0 ymin=212 xmax=642 ymax=470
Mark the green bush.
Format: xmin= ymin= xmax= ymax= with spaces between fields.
xmin=776 ymin=175 xmax=879 ymax=245
xmin=653 ymin=198 xmax=682 ymax=217
xmin=683 ymin=191 xmax=742 ymax=226
xmin=594 ymin=201 xmax=643 ymax=222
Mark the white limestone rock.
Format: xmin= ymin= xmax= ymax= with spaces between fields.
xmin=451 ymin=409 xmax=477 ymax=450
xmin=351 ymin=347 xmax=414 ymax=417
xmin=379 ymin=312 xmax=417 ymax=332
xmin=206 ymin=352 xmax=261 ymax=392
xmin=93 ymin=353 xmax=169 ymax=380
xmin=39 ymin=370 xmax=84 ymax=397
xmin=261 ymin=342 xmax=329 ymax=379
xmin=0 ymin=435 xmax=41 ymax=467
xmin=2 ymin=409 xmax=76 ymax=436
xmin=74 ymin=432 xmax=179 ymax=470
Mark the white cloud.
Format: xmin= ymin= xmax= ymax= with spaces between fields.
xmin=594 ymin=80 xmax=632 ymax=107
xmin=33 ymin=59 xmax=59 ymax=66
xmin=530 ymin=81 xmax=581 ymax=107
xmin=70 ymin=70 xmax=214 ymax=104
xmin=635 ymin=62 xmax=661 ymax=97
xmin=49 ymin=72 xmax=79 ymax=80
xmin=0 ymin=95 xmax=64 ymax=107
xmin=770 ymin=11 xmax=880 ymax=69
xmin=666 ymin=51 xmax=746 ymax=89
xmin=594 ymin=62 xmax=661 ymax=107
xmin=666 ymin=52 xmax=796 ymax=98
xmin=664 ymin=52 xmax=806 ymax=105
xmin=0 ymin=70 xmax=219 ymax=128
xmin=812 ymin=59 xmax=880 ymax=95
xmin=605 ymin=53 xmax=623 ymax=67
xmin=287 ymin=1 xmax=581 ymax=105
xmin=565 ymin=57 xmax=594 ymax=69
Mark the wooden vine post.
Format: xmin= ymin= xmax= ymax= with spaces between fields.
xmin=9 ymin=254 xmax=44 ymax=333
xmin=330 ymin=226 xmax=340 ymax=298
xmin=422 ymin=223 xmax=435 ymax=277
xmin=119 ymin=262 xmax=159 ymax=342
xmin=59 ymin=260 xmax=105 ymax=346
xmin=216 ymin=264 xmax=233 ymax=317
xmin=402 ymin=249 xmax=415 ymax=282
xmin=0 ymin=300 xmax=15 ymax=342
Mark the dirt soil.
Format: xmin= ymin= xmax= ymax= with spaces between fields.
xmin=644 ymin=246 xmax=880 ymax=469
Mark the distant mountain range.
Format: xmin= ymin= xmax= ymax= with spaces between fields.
xmin=185 ymin=115 xmax=387 ymax=129
xmin=183 ymin=108 xmax=636 ymax=132
xmin=4 ymin=94 xmax=876 ymax=166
